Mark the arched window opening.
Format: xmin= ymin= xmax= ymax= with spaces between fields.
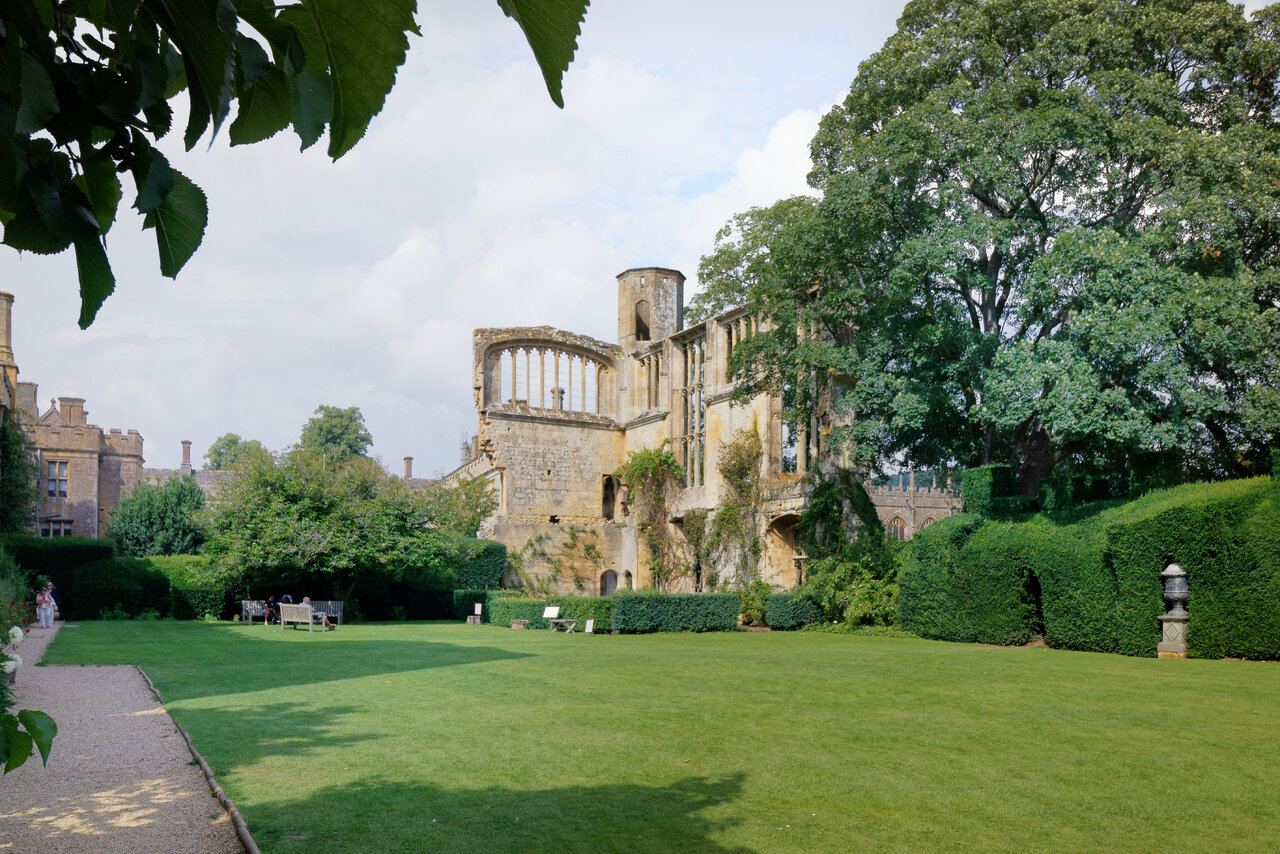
xmin=490 ymin=345 xmax=606 ymax=416
xmin=919 ymin=516 xmax=937 ymax=531
xmin=623 ymin=570 xmax=633 ymax=590
xmin=600 ymin=570 xmax=618 ymax=596
xmin=602 ymin=476 xmax=617 ymax=521
xmin=887 ymin=516 xmax=908 ymax=542
xmin=635 ymin=300 xmax=651 ymax=341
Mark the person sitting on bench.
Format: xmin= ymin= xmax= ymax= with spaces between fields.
xmin=264 ymin=595 xmax=280 ymax=625
xmin=301 ymin=597 xmax=333 ymax=630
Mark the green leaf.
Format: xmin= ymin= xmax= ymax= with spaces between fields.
xmin=298 ymin=0 xmax=418 ymax=159
xmin=496 ymin=0 xmax=588 ymax=109
xmin=2 ymin=196 xmax=70 ymax=254
xmin=142 ymin=168 xmax=207 ymax=278
xmin=74 ymin=237 xmax=116 ymax=329
xmin=230 ymin=66 xmax=292 ymax=145
xmin=235 ymin=33 xmax=273 ymax=88
xmin=1 ymin=716 xmax=33 ymax=774
xmin=76 ymin=152 xmax=123 ymax=235
xmin=17 ymin=710 xmax=57 ymax=766
xmin=151 ymin=0 xmax=238 ymax=149
xmin=131 ymin=142 xmax=174 ymax=213
xmin=289 ymin=69 xmax=333 ymax=151
xmin=15 ymin=52 xmax=59 ymax=134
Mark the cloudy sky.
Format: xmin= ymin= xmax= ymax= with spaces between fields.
xmin=2 ymin=2 xmax=910 ymax=475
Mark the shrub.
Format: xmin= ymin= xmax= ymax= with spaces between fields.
xmin=765 ymin=593 xmax=822 ymax=630
xmin=0 ymin=547 xmax=28 ymax=608
xmin=738 ymin=579 xmax=771 ymax=626
xmin=611 ymin=592 xmax=739 ymax=633
xmin=961 ymin=465 xmax=1017 ymax=518
xmin=454 ymin=538 xmax=506 ymax=589
xmin=149 ymin=555 xmax=231 ymax=620
xmin=488 ymin=598 xmax=551 ymax=628
xmin=547 ymin=595 xmax=614 ymax=631
xmin=72 ymin=557 xmax=171 ymax=620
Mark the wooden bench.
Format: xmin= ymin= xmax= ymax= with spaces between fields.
xmin=280 ymin=603 xmax=327 ymax=632
xmin=310 ymin=600 xmax=343 ymax=627
xmin=240 ymin=599 xmax=264 ymax=624
xmin=544 ymin=606 xmax=577 ymax=633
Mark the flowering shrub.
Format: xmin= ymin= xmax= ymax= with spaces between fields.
xmin=0 ymin=571 xmax=57 ymax=774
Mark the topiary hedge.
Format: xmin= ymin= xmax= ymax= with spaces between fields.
xmin=148 ymin=555 xmax=232 ymax=620
xmin=961 ymin=465 xmax=1017 ymax=518
xmin=611 ymin=592 xmax=739 ymax=633
xmin=898 ymin=476 xmax=1280 ymax=659
xmin=765 ymin=592 xmax=822 ymax=630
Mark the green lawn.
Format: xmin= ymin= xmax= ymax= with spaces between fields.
xmin=44 ymin=622 xmax=1280 ymax=853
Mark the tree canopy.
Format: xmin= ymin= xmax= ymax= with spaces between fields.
xmin=0 ymin=412 xmax=36 ymax=532
xmin=0 ymin=0 xmax=589 ymax=327
xmin=201 ymin=450 xmax=451 ymax=598
xmin=297 ymin=404 xmax=372 ymax=462
xmin=109 ymin=475 xmax=205 ymax=556
xmin=203 ymin=432 xmax=270 ymax=470
xmin=696 ymin=0 xmax=1280 ymax=491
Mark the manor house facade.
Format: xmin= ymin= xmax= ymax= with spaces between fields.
xmin=444 ymin=268 xmax=960 ymax=595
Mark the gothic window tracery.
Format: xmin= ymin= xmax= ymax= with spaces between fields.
xmin=678 ymin=335 xmax=706 ymax=487
xmin=492 ymin=345 xmax=608 ymax=416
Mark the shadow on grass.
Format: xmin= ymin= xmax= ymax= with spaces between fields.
xmin=249 ymin=772 xmax=755 ymax=854
xmin=173 ymin=702 xmax=376 ymax=767
xmin=137 ymin=634 xmax=532 ymax=701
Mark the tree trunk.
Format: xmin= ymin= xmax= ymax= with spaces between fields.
xmin=1012 ymin=422 xmax=1058 ymax=496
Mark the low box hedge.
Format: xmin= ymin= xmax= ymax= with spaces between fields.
xmin=765 ymin=593 xmax=822 ymax=630
xmin=611 ymin=592 xmax=739 ymax=633
xmin=488 ymin=598 xmax=551 ymax=628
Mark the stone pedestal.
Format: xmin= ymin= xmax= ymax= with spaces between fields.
xmin=1158 ymin=613 xmax=1187 ymax=659
xmin=466 ymin=615 xmax=481 ymax=626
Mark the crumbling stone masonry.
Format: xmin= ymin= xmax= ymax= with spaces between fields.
xmin=443 ymin=268 xmax=961 ymax=596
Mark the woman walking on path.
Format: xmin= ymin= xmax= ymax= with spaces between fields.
xmin=35 ymin=583 xmax=55 ymax=629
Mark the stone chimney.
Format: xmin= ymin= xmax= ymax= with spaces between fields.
xmin=403 ymin=456 xmax=413 ymax=479
xmin=58 ymin=397 xmax=86 ymax=426
xmin=181 ymin=440 xmax=193 ymax=473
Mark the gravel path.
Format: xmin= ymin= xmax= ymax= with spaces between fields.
xmin=0 ymin=623 xmax=242 ymax=853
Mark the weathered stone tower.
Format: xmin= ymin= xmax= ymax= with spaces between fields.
xmin=617 ymin=267 xmax=683 ymax=352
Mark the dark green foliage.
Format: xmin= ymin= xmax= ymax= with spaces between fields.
xmin=1128 ymin=450 xmax=1185 ymax=498
xmin=899 ymin=477 xmax=1280 ymax=659
xmin=148 ymin=556 xmax=232 ymax=620
xmin=109 ymin=475 xmax=205 ymax=556
xmin=452 ymin=589 xmax=492 ymax=621
xmin=488 ymin=598 xmax=552 ymax=629
xmin=898 ymin=515 xmax=1036 ymax=644
xmin=611 ymin=592 xmax=740 ymax=633
xmin=1037 ymin=469 xmax=1113 ymax=513
xmin=0 ymin=534 xmax=116 ymax=620
xmin=1272 ymin=448 xmax=1279 ymax=481
xmin=961 ymin=466 xmax=1017 ymax=518
xmin=454 ymin=539 xmax=507 ymax=589
xmin=547 ymin=595 xmax=614 ymax=630
xmin=765 ymin=593 xmax=823 ymax=630
xmin=0 ymin=412 xmax=36 ymax=532
xmin=72 ymin=558 xmax=171 ymax=620
xmin=738 ymin=580 xmax=771 ymax=626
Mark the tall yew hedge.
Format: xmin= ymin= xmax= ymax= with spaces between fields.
xmin=898 ymin=477 xmax=1280 ymax=659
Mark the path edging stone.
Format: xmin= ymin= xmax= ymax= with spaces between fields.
xmin=134 ymin=666 xmax=261 ymax=854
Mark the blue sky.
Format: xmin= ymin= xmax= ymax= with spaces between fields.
xmin=0 ymin=2 xmax=910 ymax=474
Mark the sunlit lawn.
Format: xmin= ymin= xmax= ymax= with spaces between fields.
xmin=44 ymin=621 xmax=1280 ymax=853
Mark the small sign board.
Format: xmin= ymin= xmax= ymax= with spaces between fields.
xmin=474 ymin=602 xmax=483 ymax=616
xmin=585 ymin=619 xmax=595 ymax=634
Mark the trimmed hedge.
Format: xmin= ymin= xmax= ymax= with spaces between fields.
xmin=961 ymin=465 xmax=1017 ymax=518
xmin=899 ymin=476 xmax=1280 ymax=659
xmin=548 ymin=595 xmax=614 ymax=630
xmin=765 ymin=593 xmax=822 ymax=630
xmin=72 ymin=557 xmax=171 ymax=619
xmin=454 ymin=538 xmax=506 ymax=589
xmin=0 ymin=534 xmax=116 ymax=619
xmin=148 ymin=555 xmax=232 ymax=620
xmin=611 ymin=592 xmax=739 ymax=633
xmin=488 ymin=598 xmax=551 ymax=628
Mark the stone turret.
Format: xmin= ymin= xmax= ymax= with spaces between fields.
xmin=617 ymin=267 xmax=684 ymax=351
xmin=0 ymin=292 xmax=17 ymax=405
xmin=403 ymin=456 xmax=413 ymax=479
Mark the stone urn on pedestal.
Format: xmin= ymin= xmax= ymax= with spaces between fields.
xmin=1158 ymin=562 xmax=1188 ymax=659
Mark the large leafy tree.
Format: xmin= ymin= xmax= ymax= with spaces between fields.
xmin=697 ymin=0 xmax=1280 ymax=492
xmin=201 ymin=450 xmax=450 ymax=598
xmin=298 ymin=404 xmax=372 ymax=462
xmin=417 ymin=476 xmax=498 ymax=538
xmin=0 ymin=412 xmax=37 ymax=532
xmin=0 ymin=0 xmax=589 ymax=327
xmin=109 ymin=475 xmax=205 ymax=556
xmin=203 ymin=432 xmax=269 ymax=470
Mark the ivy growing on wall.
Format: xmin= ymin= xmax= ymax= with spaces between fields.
xmin=614 ymin=445 xmax=686 ymax=591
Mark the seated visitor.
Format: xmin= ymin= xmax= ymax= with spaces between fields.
xmin=301 ymin=597 xmax=333 ymax=630
xmin=264 ymin=595 xmax=279 ymax=625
